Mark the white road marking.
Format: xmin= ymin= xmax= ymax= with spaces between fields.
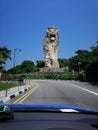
xmin=68 ymin=83 xmax=98 ymax=96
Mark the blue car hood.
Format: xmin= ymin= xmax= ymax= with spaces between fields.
xmin=8 ymin=104 xmax=98 ymax=113
xmin=0 ymin=103 xmax=98 ymax=113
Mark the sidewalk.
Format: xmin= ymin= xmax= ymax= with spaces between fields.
xmin=0 ymin=84 xmax=33 ymax=103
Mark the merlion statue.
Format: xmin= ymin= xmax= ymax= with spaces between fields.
xmin=43 ymin=26 xmax=59 ymax=69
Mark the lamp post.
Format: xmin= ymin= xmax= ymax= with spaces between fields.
xmin=78 ymin=62 xmax=81 ymax=71
xmin=13 ymin=48 xmax=21 ymax=73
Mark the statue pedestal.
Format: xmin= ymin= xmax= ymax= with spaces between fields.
xmin=39 ymin=67 xmax=50 ymax=73
xmin=50 ymin=68 xmax=65 ymax=73
xmin=39 ymin=67 xmax=64 ymax=73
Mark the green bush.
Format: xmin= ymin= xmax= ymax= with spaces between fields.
xmin=86 ymin=60 xmax=98 ymax=83
xmin=0 ymin=82 xmax=17 ymax=91
xmin=25 ymin=72 xmax=78 ymax=80
xmin=1 ymin=72 xmax=78 ymax=81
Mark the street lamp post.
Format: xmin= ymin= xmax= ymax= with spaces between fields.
xmin=78 ymin=62 xmax=81 ymax=71
xmin=13 ymin=48 xmax=21 ymax=73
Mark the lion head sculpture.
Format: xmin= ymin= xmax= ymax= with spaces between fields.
xmin=46 ymin=26 xmax=59 ymax=43
xmin=43 ymin=26 xmax=59 ymax=69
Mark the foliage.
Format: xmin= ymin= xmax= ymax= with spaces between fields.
xmin=8 ymin=60 xmax=38 ymax=74
xmin=25 ymin=72 xmax=78 ymax=80
xmin=0 ymin=82 xmax=17 ymax=91
xmin=20 ymin=60 xmax=35 ymax=73
xmin=0 ymin=46 xmax=11 ymax=71
xmin=36 ymin=60 xmax=45 ymax=68
xmin=84 ymin=40 xmax=98 ymax=83
xmin=85 ymin=60 xmax=98 ymax=83
xmin=69 ymin=50 xmax=90 ymax=71
xmin=58 ymin=58 xmax=69 ymax=68
xmin=1 ymin=73 xmax=19 ymax=80
xmin=67 ymin=40 xmax=98 ymax=83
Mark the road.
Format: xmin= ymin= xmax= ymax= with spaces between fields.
xmin=12 ymin=80 xmax=98 ymax=110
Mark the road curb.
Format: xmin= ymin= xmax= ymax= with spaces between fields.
xmin=0 ymin=86 xmax=33 ymax=103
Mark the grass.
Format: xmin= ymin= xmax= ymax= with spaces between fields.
xmin=0 ymin=82 xmax=17 ymax=91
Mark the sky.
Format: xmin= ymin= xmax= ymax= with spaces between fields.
xmin=0 ymin=0 xmax=98 ymax=70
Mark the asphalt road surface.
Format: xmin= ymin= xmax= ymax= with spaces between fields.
xmin=12 ymin=80 xmax=98 ymax=110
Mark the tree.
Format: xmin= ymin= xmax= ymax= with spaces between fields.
xmin=86 ymin=60 xmax=98 ymax=83
xmin=58 ymin=58 xmax=69 ymax=68
xmin=85 ymin=40 xmax=98 ymax=83
xmin=89 ymin=36 xmax=98 ymax=64
xmin=20 ymin=60 xmax=35 ymax=73
xmin=69 ymin=50 xmax=90 ymax=71
xmin=36 ymin=60 xmax=45 ymax=68
xmin=0 ymin=46 xmax=11 ymax=71
xmin=69 ymin=56 xmax=79 ymax=71
xmin=8 ymin=60 xmax=38 ymax=74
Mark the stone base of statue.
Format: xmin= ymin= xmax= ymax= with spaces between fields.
xmin=50 ymin=68 xmax=65 ymax=73
xmin=39 ymin=67 xmax=51 ymax=73
xmin=39 ymin=67 xmax=64 ymax=73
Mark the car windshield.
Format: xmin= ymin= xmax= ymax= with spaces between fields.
xmin=0 ymin=0 xmax=98 ymax=112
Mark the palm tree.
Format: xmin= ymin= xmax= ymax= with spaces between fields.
xmin=0 ymin=46 xmax=11 ymax=71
